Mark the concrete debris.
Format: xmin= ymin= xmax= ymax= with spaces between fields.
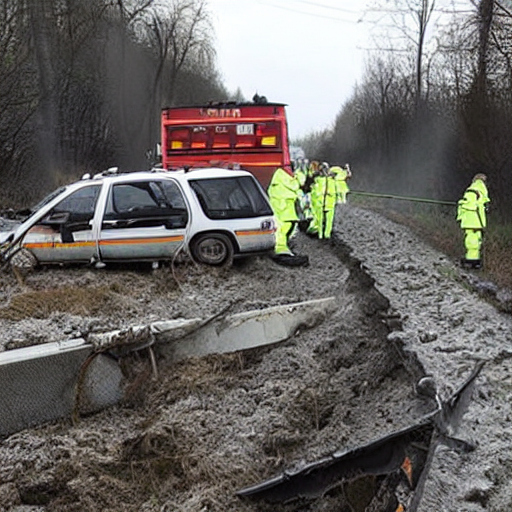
xmin=0 ymin=297 xmax=335 ymax=437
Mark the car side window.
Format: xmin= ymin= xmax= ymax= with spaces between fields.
xmin=37 ymin=185 xmax=101 ymax=242
xmin=103 ymin=180 xmax=188 ymax=228
xmin=44 ymin=185 xmax=101 ymax=226
xmin=160 ymin=180 xmax=187 ymax=210
xmin=112 ymin=183 xmax=158 ymax=214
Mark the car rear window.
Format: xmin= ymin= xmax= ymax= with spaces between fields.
xmin=189 ymin=176 xmax=272 ymax=219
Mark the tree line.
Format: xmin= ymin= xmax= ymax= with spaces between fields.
xmin=297 ymin=0 xmax=511 ymax=222
xmin=2 ymin=0 xmax=510 ymax=224
xmin=0 ymin=0 xmax=229 ymax=207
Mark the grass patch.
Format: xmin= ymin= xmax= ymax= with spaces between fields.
xmin=358 ymin=199 xmax=512 ymax=290
xmin=0 ymin=284 xmax=121 ymax=320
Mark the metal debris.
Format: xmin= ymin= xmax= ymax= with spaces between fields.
xmin=236 ymin=361 xmax=484 ymax=511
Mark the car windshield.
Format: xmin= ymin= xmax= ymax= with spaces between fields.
xmin=189 ymin=176 xmax=272 ymax=219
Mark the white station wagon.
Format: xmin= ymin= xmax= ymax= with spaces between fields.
xmin=0 ymin=167 xmax=276 ymax=267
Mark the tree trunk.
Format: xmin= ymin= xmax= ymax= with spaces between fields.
xmin=476 ymin=0 xmax=495 ymax=96
xmin=28 ymin=0 xmax=60 ymax=173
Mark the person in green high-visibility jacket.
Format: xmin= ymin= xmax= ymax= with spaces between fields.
xmin=456 ymin=173 xmax=490 ymax=269
xmin=267 ymin=167 xmax=302 ymax=255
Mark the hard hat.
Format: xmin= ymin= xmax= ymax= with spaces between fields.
xmin=473 ymin=173 xmax=487 ymax=182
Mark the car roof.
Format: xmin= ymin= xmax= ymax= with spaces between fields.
xmin=76 ymin=167 xmax=255 ymax=187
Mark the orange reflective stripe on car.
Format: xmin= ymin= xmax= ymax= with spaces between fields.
xmin=24 ymin=237 xmax=184 ymax=249
xmin=24 ymin=241 xmax=96 ymax=249
xmin=234 ymin=229 xmax=275 ymax=236
xmin=99 ymin=236 xmax=184 ymax=246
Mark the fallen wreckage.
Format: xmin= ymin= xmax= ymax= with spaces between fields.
xmin=236 ymin=361 xmax=484 ymax=511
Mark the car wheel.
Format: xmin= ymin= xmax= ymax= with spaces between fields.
xmin=191 ymin=233 xmax=234 ymax=266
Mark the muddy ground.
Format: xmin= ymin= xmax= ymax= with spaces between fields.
xmin=0 ymin=206 xmax=511 ymax=512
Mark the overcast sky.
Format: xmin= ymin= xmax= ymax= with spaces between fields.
xmin=207 ymin=0 xmax=371 ymax=140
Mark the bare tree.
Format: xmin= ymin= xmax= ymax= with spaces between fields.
xmin=27 ymin=0 xmax=62 ymax=172
xmin=490 ymin=1 xmax=512 ymax=91
xmin=0 ymin=0 xmax=226 ymax=206
xmin=367 ymin=0 xmax=437 ymax=104
xmin=144 ymin=0 xmax=214 ymax=106
xmin=408 ymin=0 xmax=437 ymax=102
xmin=139 ymin=0 xmax=215 ymax=149
xmin=0 ymin=1 xmax=39 ymax=203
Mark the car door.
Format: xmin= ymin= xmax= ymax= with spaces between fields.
xmin=23 ymin=184 xmax=101 ymax=263
xmin=98 ymin=178 xmax=189 ymax=261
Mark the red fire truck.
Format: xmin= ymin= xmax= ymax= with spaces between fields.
xmin=160 ymin=100 xmax=292 ymax=189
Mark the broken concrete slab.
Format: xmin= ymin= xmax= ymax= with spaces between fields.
xmin=0 ymin=339 xmax=123 ymax=437
xmin=0 ymin=297 xmax=336 ymax=438
xmin=157 ymin=297 xmax=336 ymax=361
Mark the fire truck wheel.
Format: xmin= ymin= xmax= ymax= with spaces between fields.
xmin=191 ymin=233 xmax=234 ymax=267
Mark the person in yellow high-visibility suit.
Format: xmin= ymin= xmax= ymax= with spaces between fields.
xmin=294 ymin=158 xmax=308 ymax=189
xmin=331 ymin=163 xmax=352 ymax=204
xmin=456 ymin=173 xmax=490 ymax=269
xmin=310 ymin=162 xmax=337 ymax=239
xmin=267 ymin=167 xmax=309 ymax=266
xmin=303 ymin=160 xmax=320 ymax=236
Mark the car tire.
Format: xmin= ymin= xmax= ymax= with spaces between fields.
xmin=191 ymin=233 xmax=234 ymax=267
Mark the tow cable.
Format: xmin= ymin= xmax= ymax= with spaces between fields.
xmin=350 ymin=190 xmax=457 ymax=207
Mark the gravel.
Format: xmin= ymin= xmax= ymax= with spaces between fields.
xmin=0 ymin=205 xmax=510 ymax=512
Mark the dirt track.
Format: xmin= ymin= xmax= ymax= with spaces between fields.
xmin=0 ymin=206 xmax=511 ymax=512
